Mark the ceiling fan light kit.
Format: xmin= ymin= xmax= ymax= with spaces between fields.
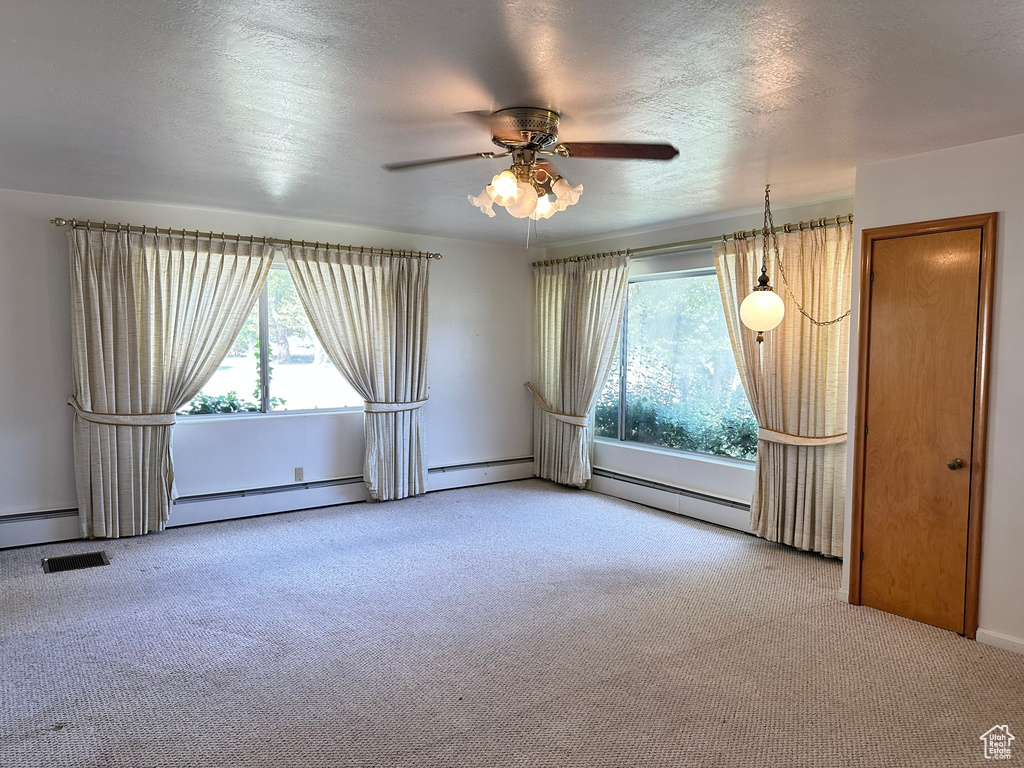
xmin=469 ymin=152 xmax=584 ymax=220
xmin=385 ymin=107 xmax=678 ymax=222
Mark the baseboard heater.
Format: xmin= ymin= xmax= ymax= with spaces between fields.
xmin=1 ymin=458 xmax=538 ymax=523
xmin=591 ymin=467 xmax=750 ymax=511
xmin=174 ymin=456 xmax=535 ymax=505
xmin=0 ymin=508 xmax=78 ymax=525
xmin=428 ymin=456 xmax=533 ymax=474
xmin=174 ymin=475 xmax=366 ymax=505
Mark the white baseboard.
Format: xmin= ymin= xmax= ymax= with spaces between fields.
xmin=837 ymin=588 xmax=850 ymax=603
xmin=977 ymin=628 xmax=1024 ymax=656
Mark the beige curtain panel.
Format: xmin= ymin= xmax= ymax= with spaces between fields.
xmin=286 ymin=247 xmax=429 ymax=501
xmin=530 ymin=255 xmax=630 ymax=486
xmin=714 ymin=222 xmax=853 ymax=557
xmin=69 ymin=229 xmax=275 ymax=538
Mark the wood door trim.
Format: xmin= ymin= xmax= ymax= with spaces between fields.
xmin=965 ymin=213 xmax=997 ymax=638
xmin=850 ymin=212 xmax=997 ymax=640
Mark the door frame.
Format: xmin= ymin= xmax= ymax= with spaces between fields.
xmin=850 ymin=212 xmax=997 ymax=639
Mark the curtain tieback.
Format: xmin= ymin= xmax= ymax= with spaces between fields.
xmin=757 ymin=427 xmax=847 ymax=446
xmin=67 ymin=397 xmax=177 ymax=426
xmin=524 ymin=383 xmax=590 ymax=428
xmin=364 ymin=399 xmax=428 ymax=414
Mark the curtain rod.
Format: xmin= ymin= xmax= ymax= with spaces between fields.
xmin=532 ymin=249 xmax=632 ymax=268
xmin=49 ymin=218 xmax=443 ymax=260
xmin=534 ymin=213 xmax=853 ymax=267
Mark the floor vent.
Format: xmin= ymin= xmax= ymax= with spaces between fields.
xmin=42 ymin=551 xmax=110 ymax=574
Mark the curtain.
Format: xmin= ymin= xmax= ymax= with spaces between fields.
xmin=530 ymin=254 xmax=630 ymax=486
xmin=69 ymin=229 xmax=275 ymax=538
xmin=714 ymin=222 xmax=852 ymax=557
xmin=285 ymin=247 xmax=429 ymax=501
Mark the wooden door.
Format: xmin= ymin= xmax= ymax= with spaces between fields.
xmin=851 ymin=214 xmax=996 ymax=638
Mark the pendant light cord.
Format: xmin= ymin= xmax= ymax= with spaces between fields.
xmin=765 ymin=185 xmax=851 ymax=328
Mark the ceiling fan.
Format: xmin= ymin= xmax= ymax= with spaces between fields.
xmin=382 ymin=107 xmax=679 ymax=220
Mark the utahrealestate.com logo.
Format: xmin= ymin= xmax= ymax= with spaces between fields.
xmin=980 ymin=725 xmax=1015 ymax=760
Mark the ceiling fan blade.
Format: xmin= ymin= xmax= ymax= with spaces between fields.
xmin=382 ymin=151 xmax=503 ymax=171
xmin=459 ymin=110 xmax=500 ymax=129
xmin=555 ymin=142 xmax=679 ymax=160
xmin=458 ymin=110 xmax=527 ymax=144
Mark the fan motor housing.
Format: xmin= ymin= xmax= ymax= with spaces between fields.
xmin=489 ymin=107 xmax=560 ymax=151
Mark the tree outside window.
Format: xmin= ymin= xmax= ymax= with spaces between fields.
xmin=180 ymin=265 xmax=361 ymax=415
xmin=595 ymin=269 xmax=757 ymax=461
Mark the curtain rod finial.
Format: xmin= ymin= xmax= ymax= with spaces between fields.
xmin=51 ymin=218 xmax=69 ymax=226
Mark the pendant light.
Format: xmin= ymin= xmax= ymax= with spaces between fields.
xmin=739 ymin=185 xmax=786 ymax=343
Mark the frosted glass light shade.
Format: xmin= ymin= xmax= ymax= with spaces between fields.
xmin=530 ymin=194 xmax=557 ymax=220
xmin=552 ymin=178 xmax=583 ymax=210
xmin=487 ymin=170 xmax=520 ymax=206
xmin=468 ymin=188 xmax=496 ymax=217
xmin=505 ymin=183 xmax=539 ymax=218
xmin=740 ymin=289 xmax=785 ymax=332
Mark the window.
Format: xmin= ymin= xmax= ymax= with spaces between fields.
xmin=595 ymin=267 xmax=757 ymax=461
xmin=181 ymin=264 xmax=362 ymax=415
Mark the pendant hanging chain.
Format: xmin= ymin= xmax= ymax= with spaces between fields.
xmin=761 ymin=184 xmax=776 ymax=276
xmin=763 ymin=185 xmax=851 ymax=328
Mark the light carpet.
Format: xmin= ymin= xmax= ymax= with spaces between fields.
xmin=1 ymin=479 xmax=1022 ymax=767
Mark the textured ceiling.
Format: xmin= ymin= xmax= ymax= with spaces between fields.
xmin=3 ymin=0 xmax=1024 ymax=245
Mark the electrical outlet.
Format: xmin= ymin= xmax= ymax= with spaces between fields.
xmin=294 ymin=467 xmax=304 ymax=482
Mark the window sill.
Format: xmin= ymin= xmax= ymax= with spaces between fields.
xmin=594 ymin=436 xmax=755 ymax=469
xmin=178 ymin=407 xmax=363 ymax=423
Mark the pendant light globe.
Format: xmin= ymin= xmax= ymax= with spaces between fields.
xmin=740 ymin=288 xmax=785 ymax=335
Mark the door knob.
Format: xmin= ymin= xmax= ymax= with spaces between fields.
xmin=947 ymin=458 xmax=965 ymax=470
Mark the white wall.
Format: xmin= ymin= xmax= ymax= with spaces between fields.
xmin=849 ymin=133 xmax=1024 ymax=653
xmin=0 ymin=188 xmax=536 ymax=540
xmin=547 ymin=198 xmax=854 ymax=532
